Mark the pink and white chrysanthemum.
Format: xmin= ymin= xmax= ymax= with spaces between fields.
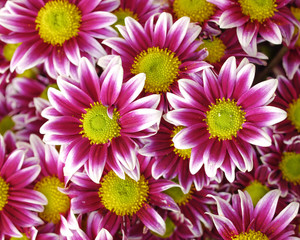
xmin=102 ymin=12 xmax=210 ymax=109
xmin=0 ymin=135 xmax=47 ymax=238
xmin=208 ymin=0 xmax=300 ymax=55
xmin=164 ymin=57 xmax=287 ymax=181
xmin=140 ymin=119 xmax=223 ymax=192
xmin=0 ymin=0 xmax=118 ymax=78
xmin=258 ymin=132 xmax=300 ymax=198
xmin=271 ymin=71 xmax=300 ymax=138
xmin=66 ymin=155 xmax=180 ymax=237
xmin=207 ymin=189 xmax=299 ymax=239
xmin=41 ymin=56 xmax=162 ymax=183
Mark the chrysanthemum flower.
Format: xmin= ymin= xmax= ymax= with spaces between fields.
xmin=0 ymin=0 xmax=118 ymax=78
xmin=102 ymin=12 xmax=210 ymax=109
xmin=271 ymin=71 xmax=300 ymax=137
xmin=41 ymin=56 xmax=162 ymax=182
xmin=0 ymin=135 xmax=47 ymax=238
xmin=208 ymin=0 xmax=300 ymax=55
xmin=258 ymin=132 xmax=300 ymax=198
xmin=66 ymin=155 xmax=180 ymax=237
xmin=140 ymin=119 xmax=222 ymax=192
xmin=207 ymin=189 xmax=299 ymax=239
xmin=164 ymin=57 xmax=287 ymax=181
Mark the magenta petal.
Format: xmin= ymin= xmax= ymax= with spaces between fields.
xmin=233 ymin=63 xmax=255 ymax=99
xmin=237 ymin=22 xmax=258 ymax=48
xmin=219 ymin=7 xmax=248 ymax=28
xmin=259 ymin=19 xmax=282 ymax=45
xmin=253 ymin=190 xmax=280 ymax=232
xmin=164 ymin=109 xmax=205 ymax=126
xmin=81 ymin=12 xmax=117 ymax=30
xmin=7 ymin=165 xmax=40 ymax=188
xmin=95 ymin=229 xmax=113 ymax=240
xmin=0 ymin=136 xmax=5 ymax=168
xmin=63 ymin=38 xmax=80 ymax=65
xmin=137 ymin=205 xmax=166 ymax=236
xmin=40 ymin=116 xmax=82 ymax=135
xmin=190 ymin=145 xmax=206 ymax=175
xmin=1 ymin=150 xmax=24 ymax=179
xmin=203 ymin=68 xmax=222 ymax=102
xmin=219 ymin=56 xmax=237 ymax=98
xmin=1 ymin=213 xmax=22 ymax=237
xmin=239 ymin=123 xmax=271 ymax=147
xmin=153 ymin=13 xmax=168 ymax=48
xmin=9 ymin=188 xmax=47 ymax=205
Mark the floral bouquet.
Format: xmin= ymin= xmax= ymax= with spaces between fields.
xmin=0 ymin=0 xmax=299 ymax=239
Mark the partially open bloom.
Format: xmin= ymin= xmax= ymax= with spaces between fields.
xmin=67 ymin=155 xmax=180 ymax=238
xmin=207 ymin=189 xmax=299 ymax=239
xmin=164 ymin=57 xmax=287 ymax=181
xmin=41 ymin=56 xmax=162 ymax=182
xmin=208 ymin=0 xmax=300 ymax=55
xmin=0 ymin=0 xmax=118 ymax=78
xmin=0 ymin=135 xmax=46 ymax=238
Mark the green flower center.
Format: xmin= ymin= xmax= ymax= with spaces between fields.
xmin=287 ymin=97 xmax=300 ymax=132
xmin=171 ymin=126 xmax=191 ymax=159
xmin=173 ymin=0 xmax=216 ymax=23
xmin=205 ymin=98 xmax=246 ymax=141
xmin=0 ymin=176 xmax=9 ymax=211
xmin=113 ymin=8 xmax=138 ymax=29
xmin=164 ymin=185 xmax=193 ymax=206
xmin=151 ymin=217 xmax=176 ymax=238
xmin=3 ymin=43 xmax=21 ymax=61
xmin=238 ymin=0 xmax=277 ymax=23
xmin=35 ymin=0 xmax=82 ymax=46
xmin=40 ymin=83 xmax=59 ymax=100
xmin=10 ymin=234 xmax=29 ymax=240
xmin=79 ymin=102 xmax=121 ymax=145
xmin=98 ymin=171 xmax=149 ymax=216
xmin=244 ymin=180 xmax=269 ymax=206
xmin=279 ymin=152 xmax=300 ymax=185
xmin=34 ymin=176 xmax=70 ymax=224
xmin=131 ymin=47 xmax=181 ymax=94
xmin=199 ymin=37 xmax=226 ymax=63
xmin=17 ymin=68 xmax=39 ymax=79
xmin=0 ymin=115 xmax=15 ymax=135
xmin=232 ymin=230 xmax=269 ymax=240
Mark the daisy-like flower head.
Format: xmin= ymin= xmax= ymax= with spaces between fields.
xmin=208 ymin=0 xmax=300 ymax=55
xmin=258 ymin=132 xmax=300 ymax=198
xmin=41 ymin=56 xmax=162 ymax=183
xmin=67 ymin=155 xmax=180 ymax=237
xmin=0 ymin=135 xmax=47 ymax=238
xmin=271 ymin=71 xmax=300 ymax=137
xmin=164 ymin=57 xmax=287 ymax=181
xmin=102 ymin=12 xmax=210 ymax=109
xmin=207 ymin=189 xmax=299 ymax=240
xmin=0 ymin=0 xmax=119 ymax=78
xmin=140 ymin=119 xmax=223 ymax=192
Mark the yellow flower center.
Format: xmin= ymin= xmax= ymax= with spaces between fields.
xmin=164 ymin=185 xmax=194 ymax=206
xmin=35 ymin=0 xmax=82 ymax=46
xmin=113 ymin=8 xmax=138 ymax=27
xmin=170 ymin=126 xmax=191 ymax=159
xmin=173 ymin=0 xmax=216 ymax=23
xmin=16 ymin=68 xmax=39 ymax=79
xmin=287 ymin=97 xmax=300 ymax=132
xmin=34 ymin=176 xmax=70 ymax=224
xmin=131 ymin=47 xmax=181 ymax=94
xmin=3 ymin=43 xmax=21 ymax=61
xmin=0 ymin=115 xmax=15 ymax=135
xmin=205 ymin=98 xmax=246 ymax=141
xmin=79 ymin=102 xmax=121 ymax=145
xmin=10 ymin=234 xmax=29 ymax=240
xmin=199 ymin=37 xmax=226 ymax=63
xmin=232 ymin=230 xmax=269 ymax=239
xmin=279 ymin=152 xmax=300 ymax=185
xmin=238 ymin=0 xmax=277 ymax=23
xmin=244 ymin=180 xmax=269 ymax=206
xmin=0 ymin=176 xmax=9 ymax=211
xmin=98 ymin=171 xmax=149 ymax=216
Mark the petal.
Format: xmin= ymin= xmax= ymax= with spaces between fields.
xmin=232 ymin=63 xmax=255 ymax=99
xmin=239 ymin=123 xmax=272 ymax=147
xmin=259 ymin=19 xmax=282 ymax=45
xmin=219 ymin=56 xmax=237 ymax=99
xmin=237 ymin=22 xmax=258 ymax=48
xmin=6 ymin=165 xmax=41 ymax=188
xmin=219 ymin=7 xmax=248 ymax=28
xmin=63 ymin=38 xmax=80 ymax=65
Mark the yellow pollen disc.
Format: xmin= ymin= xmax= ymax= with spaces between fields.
xmin=79 ymin=102 xmax=121 ymax=145
xmin=3 ymin=43 xmax=21 ymax=61
xmin=164 ymin=185 xmax=194 ymax=206
xmin=131 ymin=47 xmax=181 ymax=94
xmin=170 ymin=126 xmax=191 ymax=159
xmin=244 ymin=180 xmax=269 ymax=206
xmin=35 ymin=0 xmax=82 ymax=46
xmin=291 ymin=7 xmax=300 ymax=47
xmin=10 ymin=234 xmax=29 ymax=240
xmin=232 ymin=230 xmax=269 ymax=240
xmin=287 ymin=97 xmax=300 ymax=132
xmin=98 ymin=171 xmax=149 ymax=216
xmin=173 ymin=0 xmax=216 ymax=23
xmin=113 ymin=8 xmax=138 ymax=27
xmin=204 ymin=98 xmax=246 ymax=141
xmin=34 ymin=176 xmax=70 ymax=224
xmin=0 ymin=176 xmax=9 ymax=211
xmin=279 ymin=152 xmax=300 ymax=185
xmin=0 ymin=115 xmax=15 ymax=135
xmin=198 ymin=37 xmax=226 ymax=63
xmin=238 ymin=0 xmax=277 ymax=23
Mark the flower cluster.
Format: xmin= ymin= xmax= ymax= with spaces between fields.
xmin=0 ymin=0 xmax=299 ymax=239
